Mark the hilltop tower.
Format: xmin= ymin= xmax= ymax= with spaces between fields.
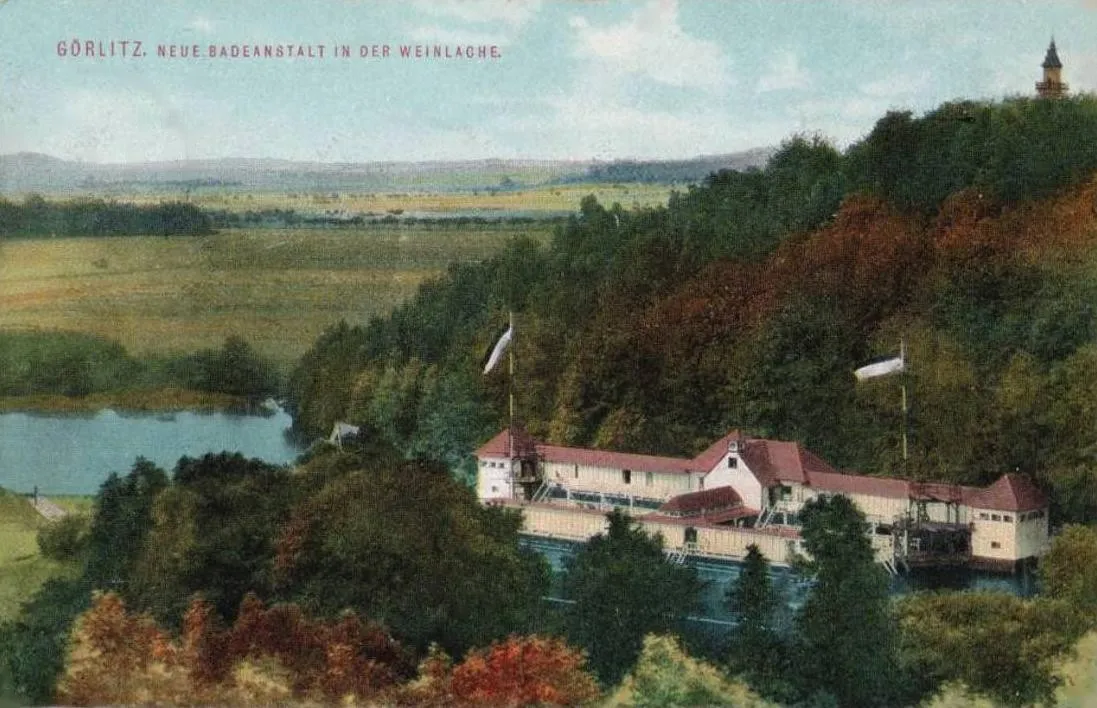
xmin=1036 ymin=39 xmax=1068 ymax=99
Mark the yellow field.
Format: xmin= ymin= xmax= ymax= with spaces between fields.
xmin=91 ymin=183 xmax=674 ymax=215
xmin=0 ymin=224 xmax=551 ymax=366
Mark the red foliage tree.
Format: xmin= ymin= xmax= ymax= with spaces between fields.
xmin=448 ymin=635 xmax=601 ymax=706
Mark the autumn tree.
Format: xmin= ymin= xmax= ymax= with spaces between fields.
xmin=56 ymin=592 xmax=187 ymax=706
xmin=445 ymin=635 xmax=600 ymax=706
xmin=563 ymin=509 xmax=702 ymax=684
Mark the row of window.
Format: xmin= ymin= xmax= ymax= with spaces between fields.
xmin=975 ymin=509 xmax=1046 ymax=523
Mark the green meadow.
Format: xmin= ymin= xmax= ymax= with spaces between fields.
xmin=0 ymin=489 xmax=80 ymax=622
xmin=0 ymin=223 xmax=554 ymax=367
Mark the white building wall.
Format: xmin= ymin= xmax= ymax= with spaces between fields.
xmin=542 ymin=460 xmax=693 ymax=499
xmin=703 ymin=454 xmax=764 ymax=510
xmin=970 ymin=507 xmax=1021 ymax=560
xmin=477 ymin=456 xmax=512 ymax=501
xmin=517 ymin=502 xmax=799 ymax=565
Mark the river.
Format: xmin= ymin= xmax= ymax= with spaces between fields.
xmin=0 ymin=407 xmax=302 ymax=495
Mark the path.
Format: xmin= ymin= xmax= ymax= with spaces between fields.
xmin=28 ymin=495 xmax=67 ymax=521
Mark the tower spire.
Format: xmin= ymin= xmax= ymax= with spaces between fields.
xmin=1037 ymin=38 xmax=1068 ymax=99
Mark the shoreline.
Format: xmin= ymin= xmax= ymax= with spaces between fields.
xmin=0 ymin=388 xmax=270 ymax=415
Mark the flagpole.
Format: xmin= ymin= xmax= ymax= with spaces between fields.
xmin=900 ymin=338 xmax=909 ymax=462
xmin=508 ymin=310 xmax=515 ymax=460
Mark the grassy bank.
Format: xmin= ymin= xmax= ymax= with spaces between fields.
xmin=0 ymin=488 xmax=79 ymax=622
xmin=0 ymin=388 xmax=253 ymax=414
xmin=0 ymin=223 xmax=553 ymax=366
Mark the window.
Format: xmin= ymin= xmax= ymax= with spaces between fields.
xmin=1003 ymin=515 xmax=1013 ymax=523
xmin=491 ymin=486 xmax=498 ymax=493
xmin=978 ymin=513 xmax=989 ymax=520
xmin=480 ymin=460 xmax=487 ymax=468
xmin=622 ymin=469 xmax=632 ymax=485
xmin=991 ymin=514 xmax=1001 ymax=522
xmin=991 ymin=541 xmax=1001 ymax=549
xmin=573 ymin=464 xmax=579 ymax=479
xmin=727 ymin=457 xmax=738 ymax=469
xmin=779 ymin=485 xmax=792 ymax=501
xmin=645 ymin=471 xmax=653 ymax=486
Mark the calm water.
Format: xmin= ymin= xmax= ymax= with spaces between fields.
xmin=522 ymin=534 xmax=1035 ymax=621
xmin=0 ymin=408 xmax=302 ymax=495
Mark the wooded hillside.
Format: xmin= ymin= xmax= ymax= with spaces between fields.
xmin=288 ymin=95 xmax=1097 ymax=522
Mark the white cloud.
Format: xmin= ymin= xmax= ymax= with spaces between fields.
xmin=569 ymin=0 xmax=729 ymax=93
xmin=756 ymin=51 xmax=810 ymax=93
xmin=410 ymin=0 xmax=542 ymax=28
xmin=186 ymin=16 xmax=214 ymax=34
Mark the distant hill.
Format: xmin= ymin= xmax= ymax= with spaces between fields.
xmin=0 ymin=150 xmax=773 ymax=195
xmin=559 ymin=147 xmax=776 ymax=184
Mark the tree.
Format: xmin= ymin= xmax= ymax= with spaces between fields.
xmin=84 ymin=458 xmax=169 ymax=591
xmin=448 ymin=635 xmax=600 ymax=706
xmin=897 ymin=591 xmax=1085 ymax=707
xmin=55 ymin=592 xmax=185 ymax=707
xmin=36 ymin=514 xmax=91 ymax=562
xmin=606 ymin=634 xmax=779 ymax=708
xmin=563 ymin=509 xmax=702 ymax=684
xmin=725 ymin=544 xmax=793 ymax=700
xmin=129 ymin=453 xmax=293 ymax=626
xmin=274 ymin=453 xmax=548 ymax=655
xmin=795 ymin=495 xmax=904 ymax=707
xmin=0 ymin=578 xmax=91 ymax=705
xmin=1040 ymin=524 xmax=1097 ymax=624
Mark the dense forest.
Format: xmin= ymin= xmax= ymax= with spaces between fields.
xmin=288 ymin=95 xmax=1097 ymax=523
xmin=0 ymin=196 xmax=212 ymax=237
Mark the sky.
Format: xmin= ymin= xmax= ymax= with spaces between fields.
xmin=2 ymin=0 xmax=1097 ymax=164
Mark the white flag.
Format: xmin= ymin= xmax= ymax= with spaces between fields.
xmin=482 ymin=325 xmax=513 ymax=374
xmin=854 ymin=355 xmax=905 ymax=381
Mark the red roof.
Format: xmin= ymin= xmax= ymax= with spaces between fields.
xmin=475 ymin=429 xmax=695 ymax=475
xmin=966 ymin=474 xmax=1047 ymax=512
xmin=736 ymin=438 xmax=838 ymax=486
xmin=692 ymin=430 xmax=744 ymax=472
xmin=476 ymin=431 xmax=1048 ymax=513
xmin=479 ymin=429 xmax=840 ymax=483
xmin=805 ymin=469 xmax=910 ymax=499
xmin=659 ymin=486 xmax=742 ymax=515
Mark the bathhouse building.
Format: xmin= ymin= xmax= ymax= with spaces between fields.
xmin=476 ymin=429 xmax=1049 ymax=572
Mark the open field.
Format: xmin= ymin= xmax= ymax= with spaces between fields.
xmin=0 ymin=488 xmax=77 ymax=622
xmin=0 ymin=223 xmax=553 ymax=366
xmin=64 ymin=183 xmax=675 ymax=216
